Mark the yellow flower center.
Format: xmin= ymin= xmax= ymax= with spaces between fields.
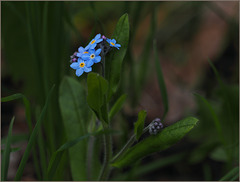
xmin=80 ymin=62 xmax=85 ymax=68
xmin=90 ymin=54 xmax=95 ymax=59
xmin=110 ymin=42 xmax=115 ymax=46
xmin=83 ymin=51 xmax=88 ymax=54
xmin=90 ymin=40 xmax=96 ymax=45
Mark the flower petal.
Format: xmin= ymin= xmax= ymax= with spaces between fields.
xmin=78 ymin=46 xmax=84 ymax=53
xmin=115 ymin=44 xmax=121 ymax=47
xmin=84 ymin=66 xmax=92 ymax=73
xmin=112 ymin=39 xmax=117 ymax=44
xmin=94 ymin=56 xmax=101 ymax=63
xmin=90 ymin=43 xmax=97 ymax=49
xmin=86 ymin=60 xmax=94 ymax=67
xmin=95 ymin=48 xmax=101 ymax=55
xmin=96 ymin=38 xmax=103 ymax=43
xmin=95 ymin=33 xmax=101 ymax=40
xmin=106 ymin=38 xmax=111 ymax=43
xmin=70 ymin=62 xmax=79 ymax=69
xmin=85 ymin=44 xmax=90 ymax=50
xmin=76 ymin=53 xmax=82 ymax=57
xmin=76 ymin=68 xmax=84 ymax=77
xmin=82 ymin=54 xmax=90 ymax=60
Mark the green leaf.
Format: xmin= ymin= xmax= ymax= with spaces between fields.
xmin=194 ymin=93 xmax=225 ymax=146
xmin=59 ymin=76 xmax=90 ymax=180
xmin=1 ymin=94 xmax=42 ymax=180
xmin=2 ymin=94 xmax=32 ymax=132
xmin=188 ymin=140 xmax=219 ymax=164
xmin=136 ymin=3 xmax=157 ymax=93
xmin=219 ymin=166 xmax=239 ymax=181
xmin=105 ymin=13 xmax=129 ymax=100
xmin=112 ymin=152 xmax=185 ymax=180
xmin=1 ymin=116 xmax=15 ymax=181
xmin=210 ymin=146 xmax=228 ymax=162
xmin=154 ymin=40 xmax=169 ymax=121
xmin=14 ymin=85 xmax=55 ymax=180
xmin=1 ymin=134 xmax=29 ymax=145
xmin=112 ymin=117 xmax=198 ymax=168
xmin=57 ymin=129 xmax=119 ymax=153
xmin=47 ymin=129 xmax=120 ymax=179
xmin=109 ymin=94 xmax=127 ymax=121
xmin=134 ymin=110 xmax=147 ymax=140
xmin=87 ymin=73 xmax=109 ymax=123
xmin=1 ymin=147 xmax=21 ymax=154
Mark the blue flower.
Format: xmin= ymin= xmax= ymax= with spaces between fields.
xmin=82 ymin=48 xmax=102 ymax=67
xmin=76 ymin=46 xmax=89 ymax=58
xmin=85 ymin=33 xmax=103 ymax=50
xmin=70 ymin=58 xmax=92 ymax=77
xmin=106 ymin=38 xmax=121 ymax=49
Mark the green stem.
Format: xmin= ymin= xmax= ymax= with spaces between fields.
xmin=98 ymin=55 xmax=112 ymax=180
xmin=111 ymin=126 xmax=150 ymax=163
xmin=98 ymin=123 xmax=112 ymax=181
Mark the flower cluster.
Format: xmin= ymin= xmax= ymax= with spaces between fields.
xmin=70 ymin=33 xmax=121 ymax=77
xmin=149 ymin=118 xmax=164 ymax=135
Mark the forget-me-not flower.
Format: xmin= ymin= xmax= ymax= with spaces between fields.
xmin=70 ymin=58 xmax=92 ymax=77
xmin=76 ymin=46 xmax=89 ymax=58
xmin=82 ymin=48 xmax=102 ymax=67
xmin=85 ymin=33 xmax=103 ymax=50
xmin=106 ymin=38 xmax=121 ymax=49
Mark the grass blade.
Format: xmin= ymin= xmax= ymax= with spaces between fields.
xmin=153 ymin=40 xmax=169 ymax=121
xmin=219 ymin=166 xmax=239 ymax=181
xmin=47 ymin=129 xmax=119 ymax=179
xmin=1 ymin=93 xmax=42 ymax=180
xmin=1 ymin=134 xmax=29 ymax=145
xmin=109 ymin=94 xmax=127 ymax=121
xmin=194 ymin=93 xmax=225 ymax=147
xmin=1 ymin=116 xmax=15 ymax=181
xmin=2 ymin=94 xmax=32 ymax=131
xmin=1 ymin=147 xmax=21 ymax=153
xmin=14 ymin=85 xmax=55 ymax=181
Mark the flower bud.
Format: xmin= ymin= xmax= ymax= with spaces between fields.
xmin=149 ymin=118 xmax=163 ymax=135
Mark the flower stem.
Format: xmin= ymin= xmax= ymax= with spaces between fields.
xmin=98 ymin=123 xmax=112 ymax=180
xmin=98 ymin=55 xmax=112 ymax=180
xmin=111 ymin=125 xmax=150 ymax=163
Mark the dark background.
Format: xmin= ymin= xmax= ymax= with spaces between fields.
xmin=1 ymin=1 xmax=239 ymax=180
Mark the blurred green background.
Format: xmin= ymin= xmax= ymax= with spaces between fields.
xmin=1 ymin=1 xmax=239 ymax=181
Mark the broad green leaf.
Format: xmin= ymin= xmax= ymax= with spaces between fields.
xmin=1 ymin=116 xmax=15 ymax=181
xmin=109 ymin=94 xmax=127 ymax=121
xmin=57 ymin=129 xmax=119 ymax=152
xmin=47 ymin=129 xmax=120 ymax=179
xmin=219 ymin=166 xmax=239 ymax=181
xmin=210 ymin=146 xmax=228 ymax=162
xmin=154 ymin=40 xmax=169 ymax=121
xmin=87 ymin=73 xmax=109 ymax=123
xmin=87 ymin=73 xmax=108 ymax=111
xmin=59 ymin=76 xmax=90 ymax=180
xmin=112 ymin=117 xmax=198 ymax=168
xmin=105 ymin=13 xmax=129 ymax=100
xmin=14 ymin=85 xmax=55 ymax=180
xmin=112 ymin=152 xmax=185 ymax=180
xmin=134 ymin=110 xmax=147 ymax=140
